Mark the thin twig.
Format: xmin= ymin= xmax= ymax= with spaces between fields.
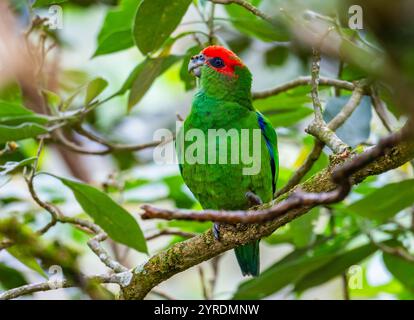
xmin=25 ymin=139 xmax=60 ymax=234
xmin=341 ymin=273 xmax=350 ymax=300
xmin=145 ymin=229 xmax=196 ymax=241
xmin=310 ymin=47 xmax=324 ymax=122
xmin=0 ymin=272 xmax=130 ymax=300
xmin=367 ymin=233 xmax=414 ymax=263
xmin=60 ymin=217 xmax=128 ymax=273
xmin=306 ymin=46 xmax=351 ymax=153
xmin=275 ymin=139 xmax=324 ymax=197
xmin=370 ymin=87 xmax=393 ymax=133
xmin=209 ymin=255 xmax=221 ymax=298
xmin=252 ymin=76 xmax=355 ymax=100
xmin=52 ymin=126 xmax=173 ymax=156
xmin=276 ymin=70 xmax=365 ymax=197
xmin=23 ymin=145 xmax=128 ymax=273
xmin=198 ymin=266 xmax=209 ymax=300
xmin=209 ymin=0 xmax=273 ymax=25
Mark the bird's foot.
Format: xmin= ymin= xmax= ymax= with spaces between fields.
xmin=213 ymin=223 xmax=221 ymax=241
xmin=245 ymin=191 xmax=263 ymax=207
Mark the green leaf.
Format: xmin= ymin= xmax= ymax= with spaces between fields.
xmin=383 ymin=252 xmax=414 ymax=291
xmin=0 ymin=157 xmax=36 ymax=176
xmin=32 ymin=0 xmax=67 ymax=7
xmin=0 ymin=123 xmax=48 ymax=144
xmin=265 ymin=46 xmax=289 ymax=66
xmin=7 ymin=246 xmax=48 ymax=278
xmin=85 ymin=78 xmax=108 ymax=105
xmin=0 ymin=100 xmax=48 ymax=125
xmin=58 ymin=177 xmax=148 ymax=254
xmin=290 ymin=208 xmax=319 ymax=248
xmin=0 ymin=100 xmax=33 ymax=118
xmin=294 ymin=242 xmax=378 ymax=293
xmin=233 ymin=236 xmax=350 ymax=299
xmin=179 ymin=45 xmax=202 ymax=91
xmin=254 ymin=87 xmax=313 ymax=127
xmin=163 ymin=175 xmax=195 ymax=208
xmin=264 ymin=225 xmax=293 ymax=245
xmin=93 ymin=0 xmax=142 ymax=57
xmin=127 ymin=55 xmax=182 ymax=110
xmin=133 ymin=0 xmax=192 ymax=54
xmin=0 ymin=262 xmax=27 ymax=290
xmin=348 ymin=179 xmax=414 ymax=222
xmin=225 ymin=0 xmax=289 ymax=42
xmin=323 ymin=95 xmax=372 ymax=147
xmin=0 ymin=82 xmax=23 ymax=103
xmin=42 ymin=90 xmax=61 ymax=114
xmin=264 ymin=107 xmax=313 ymax=128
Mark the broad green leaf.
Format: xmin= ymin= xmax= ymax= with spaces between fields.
xmin=0 ymin=157 xmax=36 ymax=176
xmin=32 ymin=0 xmax=67 ymax=7
xmin=179 ymin=45 xmax=202 ymax=91
xmin=341 ymin=63 xmax=367 ymax=81
xmin=58 ymin=177 xmax=147 ymax=254
xmin=93 ymin=0 xmax=142 ymax=57
xmin=225 ymin=0 xmax=289 ymax=42
xmin=290 ymin=208 xmax=319 ymax=248
xmin=0 ymin=262 xmax=27 ymax=290
xmin=290 ymin=136 xmax=329 ymax=183
xmin=233 ymin=236 xmax=350 ymax=299
xmin=0 ymin=116 xmax=48 ymax=126
xmin=133 ymin=0 xmax=192 ymax=54
xmin=348 ymin=179 xmax=414 ymax=222
xmin=265 ymin=46 xmax=289 ymax=66
xmin=0 ymin=100 xmax=33 ymax=117
xmin=0 ymin=100 xmax=48 ymax=125
xmin=378 ymin=84 xmax=402 ymax=119
xmin=383 ymin=252 xmax=414 ymax=291
xmin=127 ymin=55 xmax=182 ymax=110
xmin=85 ymin=78 xmax=108 ymax=105
xmin=60 ymin=69 xmax=89 ymax=94
xmin=253 ymin=86 xmax=313 ymax=127
xmin=42 ymin=90 xmax=61 ymax=114
xmin=7 ymin=246 xmax=48 ymax=278
xmin=0 ymin=82 xmax=22 ymax=103
xmin=163 ymin=175 xmax=195 ymax=208
xmin=264 ymin=107 xmax=313 ymax=128
xmin=124 ymin=178 xmax=151 ymax=190
xmin=323 ymin=95 xmax=372 ymax=147
xmin=264 ymin=224 xmax=293 ymax=245
xmin=294 ymin=242 xmax=378 ymax=293
xmin=0 ymin=123 xmax=48 ymax=144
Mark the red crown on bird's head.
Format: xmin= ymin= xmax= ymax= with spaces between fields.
xmin=201 ymin=45 xmax=245 ymax=76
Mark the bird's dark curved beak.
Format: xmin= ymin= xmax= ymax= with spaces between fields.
xmin=188 ymin=54 xmax=205 ymax=77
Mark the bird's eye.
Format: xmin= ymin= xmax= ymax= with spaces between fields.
xmin=209 ymin=57 xmax=225 ymax=68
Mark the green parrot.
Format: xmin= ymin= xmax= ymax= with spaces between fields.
xmin=177 ymin=45 xmax=279 ymax=276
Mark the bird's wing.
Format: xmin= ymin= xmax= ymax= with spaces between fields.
xmin=256 ymin=111 xmax=279 ymax=194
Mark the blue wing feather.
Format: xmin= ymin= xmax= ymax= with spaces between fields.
xmin=256 ymin=112 xmax=278 ymax=195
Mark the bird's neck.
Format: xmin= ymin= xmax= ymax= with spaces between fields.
xmin=198 ymin=66 xmax=253 ymax=110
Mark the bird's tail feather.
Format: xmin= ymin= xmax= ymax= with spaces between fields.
xmin=234 ymin=240 xmax=260 ymax=277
